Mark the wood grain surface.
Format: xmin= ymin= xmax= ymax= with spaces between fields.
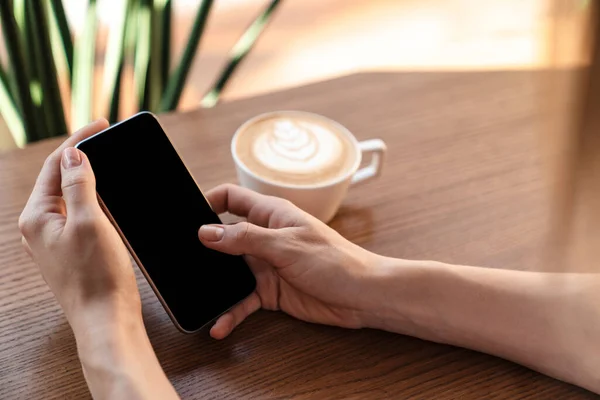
xmin=0 ymin=71 xmax=596 ymax=399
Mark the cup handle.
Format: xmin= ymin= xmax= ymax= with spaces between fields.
xmin=351 ymin=139 xmax=387 ymax=185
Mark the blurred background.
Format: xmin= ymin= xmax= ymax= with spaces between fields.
xmin=0 ymin=0 xmax=590 ymax=149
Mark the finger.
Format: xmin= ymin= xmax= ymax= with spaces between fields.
xmin=60 ymin=148 xmax=101 ymax=219
xmin=30 ymin=119 xmax=109 ymax=200
xmin=205 ymin=184 xmax=259 ymax=215
xmin=210 ymin=292 xmax=261 ymax=339
xmin=19 ymin=120 xmax=108 ymax=239
xmin=198 ymin=221 xmax=291 ymax=261
xmin=205 ymin=183 xmax=286 ymax=226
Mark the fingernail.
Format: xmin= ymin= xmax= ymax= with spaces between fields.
xmin=62 ymin=148 xmax=81 ymax=169
xmin=199 ymin=225 xmax=225 ymax=241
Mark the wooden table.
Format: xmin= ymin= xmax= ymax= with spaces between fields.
xmin=0 ymin=72 xmax=595 ymax=399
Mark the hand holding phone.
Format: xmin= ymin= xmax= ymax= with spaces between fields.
xmin=76 ymin=113 xmax=256 ymax=333
xmin=19 ymin=119 xmax=145 ymax=331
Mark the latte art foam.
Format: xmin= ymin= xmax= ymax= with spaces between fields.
xmin=253 ymin=119 xmax=343 ymax=175
xmin=234 ymin=113 xmax=357 ymax=186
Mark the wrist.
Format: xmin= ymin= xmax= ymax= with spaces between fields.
xmin=73 ymin=301 xmax=146 ymax=357
xmin=71 ymin=301 xmax=178 ymax=399
xmin=63 ymin=293 xmax=178 ymax=398
xmin=356 ymin=255 xmax=445 ymax=339
xmin=353 ymin=253 xmax=402 ymax=329
xmin=69 ymin=298 xmax=150 ymax=371
xmin=69 ymin=294 xmax=143 ymax=338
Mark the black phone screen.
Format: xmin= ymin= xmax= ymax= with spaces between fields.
xmin=76 ymin=112 xmax=256 ymax=332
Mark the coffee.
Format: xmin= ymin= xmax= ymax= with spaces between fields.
xmin=231 ymin=110 xmax=387 ymax=222
xmin=233 ymin=112 xmax=358 ymax=186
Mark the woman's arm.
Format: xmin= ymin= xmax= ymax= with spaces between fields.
xmin=197 ymin=184 xmax=600 ymax=393
xmin=19 ymin=121 xmax=179 ymax=399
xmin=361 ymin=257 xmax=600 ymax=393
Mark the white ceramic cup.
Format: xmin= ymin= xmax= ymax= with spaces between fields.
xmin=231 ymin=111 xmax=387 ymax=223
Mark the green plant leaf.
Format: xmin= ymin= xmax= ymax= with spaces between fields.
xmin=22 ymin=4 xmax=47 ymax=138
xmin=0 ymin=0 xmax=40 ymax=142
xmin=13 ymin=0 xmax=37 ymax=111
xmin=125 ymin=0 xmax=140 ymax=54
xmin=0 ymin=64 xmax=26 ymax=147
xmin=103 ymin=0 xmax=131 ymax=123
xmin=27 ymin=0 xmax=67 ymax=138
xmin=201 ymin=0 xmax=282 ymax=108
xmin=159 ymin=0 xmax=214 ymax=112
xmin=124 ymin=0 xmax=139 ymax=111
xmin=13 ymin=0 xmax=25 ymax=31
xmin=48 ymin=0 xmax=72 ymax=85
xmin=0 ymin=62 xmax=14 ymax=105
xmin=17 ymin=1 xmax=51 ymax=141
xmin=49 ymin=0 xmax=74 ymax=83
xmin=22 ymin=2 xmax=46 ymax=136
xmin=71 ymin=0 xmax=98 ymax=130
xmin=134 ymin=0 xmax=152 ymax=111
xmin=160 ymin=0 xmax=171 ymax=93
xmin=148 ymin=0 xmax=170 ymax=112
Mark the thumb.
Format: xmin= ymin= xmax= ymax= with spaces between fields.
xmin=60 ymin=147 xmax=100 ymax=218
xmin=199 ymin=222 xmax=289 ymax=262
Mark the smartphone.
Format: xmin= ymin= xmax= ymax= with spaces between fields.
xmin=75 ymin=112 xmax=256 ymax=333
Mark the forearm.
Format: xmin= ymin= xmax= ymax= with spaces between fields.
xmin=361 ymin=256 xmax=600 ymax=393
xmin=71 ymin=303 xmax=179 ymax=400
